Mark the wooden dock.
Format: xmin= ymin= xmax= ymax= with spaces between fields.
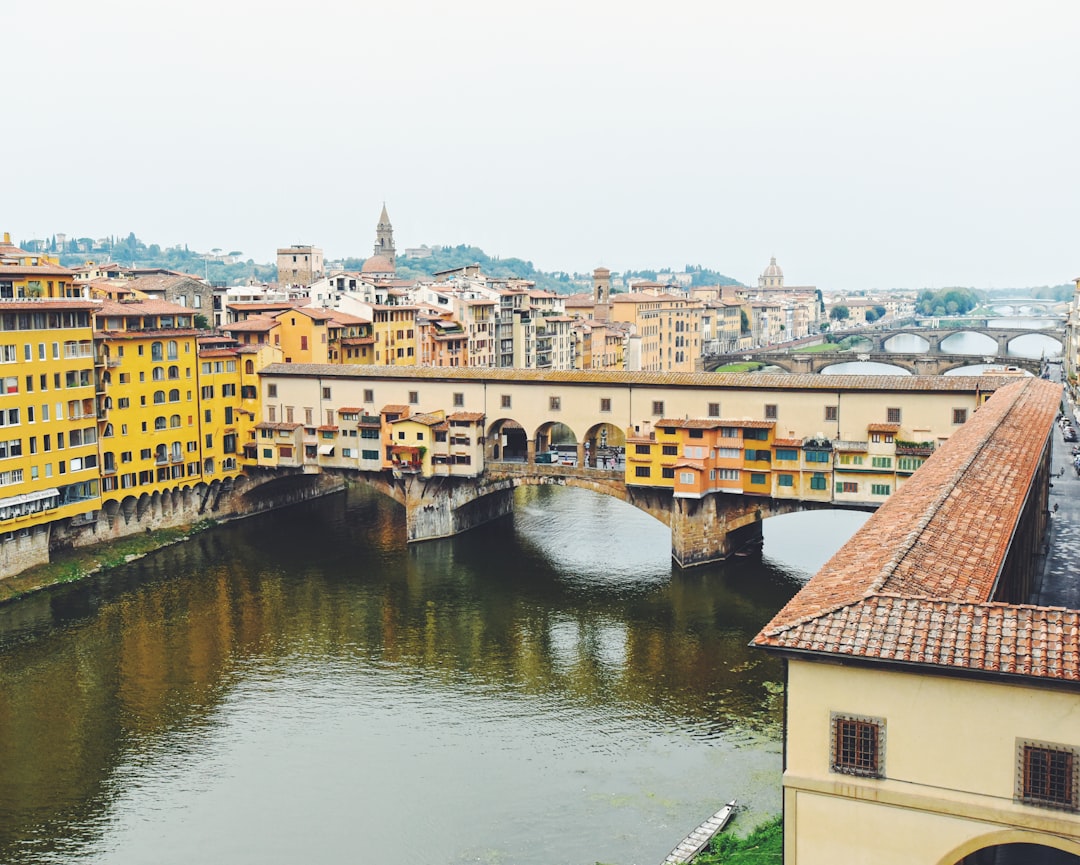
xmin=663 ymin=799 xmax=737 ymax=865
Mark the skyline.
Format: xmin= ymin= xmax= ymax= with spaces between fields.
xmin=7 ymin=1 xmax=1080 ymax=292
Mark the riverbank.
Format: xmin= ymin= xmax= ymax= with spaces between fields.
xmin=0 ymin=518 xmax=220 ymax=605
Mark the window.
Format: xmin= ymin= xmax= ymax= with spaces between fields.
xmin=805 ymin=450 xmax=830 ymax=463
xmin=708 ymin=402 xmax=720 ymax=417
xmin=634 ymin=444 xmax=651 ymax=455
xmin=500 ymin=394 xmax=511 ymax=409
xmin=810 ymin=473 xmax=827 ymax=490
xmin=825 ymin=405 xmax=838 ymax=421
xmin=831 ymin=714 xmax=884 ymax=778
xmin=408 ymin=391 xmax=419 ymax=404
xmin=750 ymin=472 xmax=766 ymax=485
xmin=201 ymin=385 xmax=214 ymax=400
xmin=364 ymin=389 xmax=374 ymax=403
xmin=678 ymin=471 xmax=694 ymax=484
xmin=837 ymin=481 xmax=858 ymax=493
xmin=549 ymin=396 xmax=561 ymax=411
xmin=776 ymin=448 xmax=798 ymax=461
xmin=871 ymin=456 xmax=892 ymax=468
xmin=652 ymin=401 xmax=664 ymax=416
xmin=871 ymin=483 xmax=891 ymax=495
xmin=322 ymin=386 xmax=331 ymax=400
xmin=953 ymin=408 xmax=968 ymax=425
xmin=778 ymin=473 xmax=794 ymax=487
xmin=634 ymin=466 xmax=651 ymax=478
xmin=660 ymin=444 xmax=678 ymax=456
xmin=268 ymin=384 xmax=278 ymax=398
xmin=764 ymin=403 xmax=777 ymax=420
xmin=599 ymin=398 xmax=611 ymax=413
xmin=1018 ymin=741 xmax=1078 ymax=810
xmin=453 ymin=392 xmax=464 ymax=407
xmin=887 ymin=407 xmax=901 ymax=424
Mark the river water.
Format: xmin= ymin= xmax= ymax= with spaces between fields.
xmin=0 ymin=485 xmax=870 ymax=865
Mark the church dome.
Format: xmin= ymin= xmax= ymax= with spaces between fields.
xmin=762 ymin=256 xmax=783 ymax=278
xmin=361 ymin=254 xmax=395 ymax=275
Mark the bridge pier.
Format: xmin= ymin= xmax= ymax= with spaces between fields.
xmin=669 ymin=495 xmax=765 ymax=567
xmin=400 ymin=474 xmax=515 ymax=543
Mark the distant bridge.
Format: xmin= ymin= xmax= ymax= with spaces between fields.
xmin=715 ymin=351 xmax=1043 ymax=376
xmin=853 ymin=326 xmax=1063 ymax=354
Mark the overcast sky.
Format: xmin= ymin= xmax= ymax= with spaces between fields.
xmin=7 ymin=1 xmax=1079 ymax=291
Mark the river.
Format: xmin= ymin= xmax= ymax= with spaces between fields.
xmin=0 ymin=485 xmax=870 ymax=865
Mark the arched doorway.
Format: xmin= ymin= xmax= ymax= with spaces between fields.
xmin=487 ymin=419 xmax=527 ymax=462
xmin=953 ymin=844 xmax=1080 ymax=864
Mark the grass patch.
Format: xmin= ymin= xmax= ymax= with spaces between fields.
xmin=693 ymin=815 xmax=782 ymax=864
xmin=713 ymin=362 xmax=766 ymax=373
xmin=0 ymin=519 xmax=219 ymax=605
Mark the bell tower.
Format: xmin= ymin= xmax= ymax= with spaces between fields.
xmin=374 ymin=203 xmax=396 ymax=267
xmin=593 ymin=267 xmax=611 ymax=322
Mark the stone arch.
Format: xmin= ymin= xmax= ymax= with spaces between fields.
xmin=485 ymin=418 xmax=528 ymax=462
xmin=883 ymin=332 xmax=931 ymax=352
xmin=939 ymin=330 xmax=998 ymax=355
xmin=103 ymin=498 xmax=121 ymax=527
xmin=582 ymin=421 xmax=626 ymax=468
xmin=150 ymin=490 xmax=162 ymax=519
xmin=534 ymin=420 xmax=578 ymax=463
xmin=935 ymin=828 xmax=1080 ymax=865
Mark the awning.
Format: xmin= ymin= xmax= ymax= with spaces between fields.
xmin=0 ymin=488 xmax=60 ymax=509
xmin=318 ymin=445 xmax=335 ymax=456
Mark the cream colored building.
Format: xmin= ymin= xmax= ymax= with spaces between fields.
xmin=753 ymin=377 xmax=1080 ymax=864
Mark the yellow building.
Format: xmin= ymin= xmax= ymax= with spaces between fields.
xmin=0 ymin=232 xmax=80 ymax=298
xmin=196 ymin=347 xmax=248 ymax=479
xmin=372 ymin=306 xmax=419 ymax=366
xmin=95 ymin=299 xmax=203 ymax=503
xmin=271 ymin=306 xmax=337 ymax=364
xmin=752 ymin=378 xmax=1080 ymax=864
xmin=0 ymin=299 xmax=101 ymax=573
xmin=611 ymin=291 xmax=703 ymax=372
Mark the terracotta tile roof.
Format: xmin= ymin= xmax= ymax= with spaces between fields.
xmin=448 ymin=411 xmax=484 ymax=422
xmin=774 ymin=438 xmax=803 ymax=447
xmin=222 ymin=317 xmax=278 ymax=332
xmin=393 ymin=412 xmax=443 ymax=427
xmin=336 ymin=407 xmax=363 ymax=414
xmin=255 ymin=422 xmax=302 ymax=431
xmin=96 ymin=298 xmax=194 ymax=316
xmin=0 ymin=299 xmax=98 ymax=311
xmin=656 ymin=418 xmax=726 ymax=430
xmin=753 ymin=378 xmax=1079 ymax=682
xmin=257 ymin=365 xmax=1021 ymax=397
xmin=198 ymin=348 xmax=238 ymax=358
xmin=867 ymin=422 xmax=901 ymax=432
xmin=381 ymin=404 xmax=409 ymax=414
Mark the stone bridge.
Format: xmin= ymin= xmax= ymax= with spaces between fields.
xmin=850 ymin=326 xmax=1063 ymax=354
xmin=735 ymin=351 xmax=1043 ymax=376
xmin=335 ymin=460 xmax=871 ymax=568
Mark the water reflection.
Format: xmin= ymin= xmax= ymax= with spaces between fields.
xmin=0 ymin=485 xmax=866 ymax=865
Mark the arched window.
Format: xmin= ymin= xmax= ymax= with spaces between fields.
xmin=103 ymin=423 xmax=114 ymax=438
xmin=103 ymin=452 xmax=116 ymax=472
xmin=155 ymin=443 xmax=167 ymax=461
xmin=170 ymin=414 xmax=181 ymax=428
xmin=168 ymin=365 xmax=179 ymax=379
xmin=102 ymin=371 xmax=111 ymax=385
xmin=153 ymin=390 xmax=165 ymax=404
xmin=103 ymin=396 xmax=113 ymax=409
xmin=151 ymin=341 xmax=164 ymax=362
xmin=167 ymin=340 xmax=178 ymax=360
xmin=245 ymin=359 xmax=254 ymax=374
xmin=171 ymin=442 xmax=182 ymax=461
xmin=152 ymin=366 xmax=164 ymax=381
xmin=154 ymin=416 xmax=167 ymax=431
xmin=168 ymin=389 xmax=180 ymax=402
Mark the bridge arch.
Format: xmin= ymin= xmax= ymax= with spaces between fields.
xmin=935 ymin=827 xmax=1080 ymax=864
xmin=486 ymin=417 xmax=528 ymax=462
xmin=882 ymin=332 xmax=931 ymax=352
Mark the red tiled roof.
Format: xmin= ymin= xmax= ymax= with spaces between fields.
xmin=753 ymin=378 xmax=1078 ymax=681
xmin=448 ymin=411 xmax=484 ymax=422
xmin=867 ymin=422 xmax=901 ymax=432
xmin=774 ymin=438 xmax=803 ymax=447
xmin=96 ymin=298 xmax=193 ymax=316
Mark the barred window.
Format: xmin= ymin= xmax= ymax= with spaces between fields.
xmin=831 ymin=714 xmax=884 ymax=778
xmin=825 ymin=405 xmax=838 ymax=421
xmin=1018 ymin=741 xmax=1078 ymax=810
xmin=887 ymin=407 xmax=901 ymax=423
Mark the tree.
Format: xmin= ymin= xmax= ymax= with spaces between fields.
xmin=740 ymin=309 xmax=750 ymax=333
xmin=194 ymin=314 xmax=210 ymax=329
xmin=830 ymin=305 xmax=850 ymax=321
